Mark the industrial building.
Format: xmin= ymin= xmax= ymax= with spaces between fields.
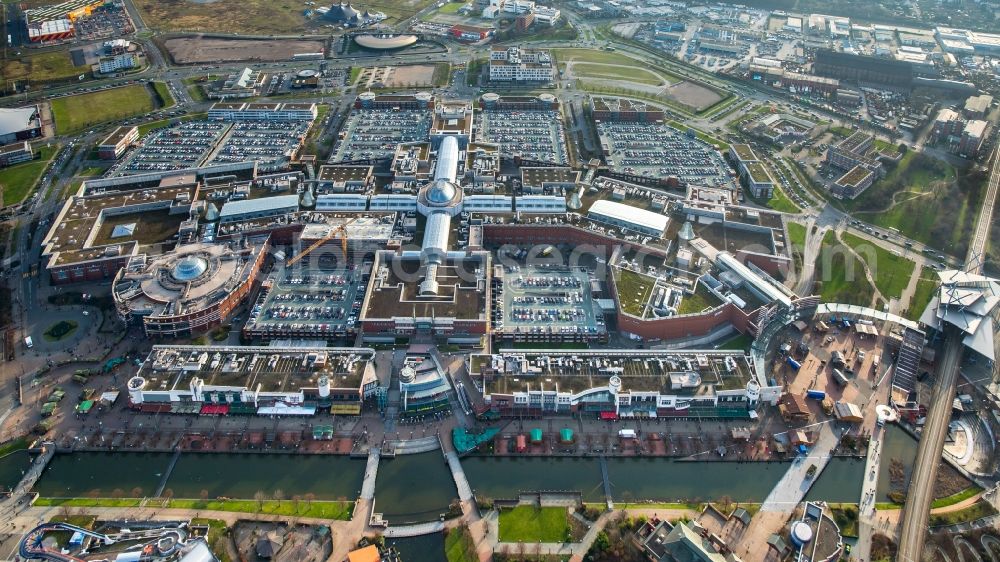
xmin=813 ymin=49 xmax=913 ymax=87
xmin=23 ymin=0 xmax=103 ymax=42
xmin=127 ymin=345 xmax=378 ymax=415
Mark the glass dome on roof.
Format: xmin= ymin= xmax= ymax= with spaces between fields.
xmin=426 ymin=179 xmax=457 ymax=204
xmin=172 ymin=256 xmax=209 ymax=282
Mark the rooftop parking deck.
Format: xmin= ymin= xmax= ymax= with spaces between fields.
xmin=244 ymin=264 xmax=370 ymax=338
xmin=138 ymin=345 xmax=374 ymax=394
xmin=494 ymin=265 xmax=606 ymax=338
xmin=331 ymin=108 xmax=432 ymax=163
xmin=597 ymin=121 xmax=733 ymax=187
xmin=480 ymin=350 xmax=756 ymax=395
xmin=477 ymin=109 xmax=568 ymax=165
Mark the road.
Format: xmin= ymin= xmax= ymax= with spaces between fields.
xmin=896 ymin=145 xmax=1000 ymax=562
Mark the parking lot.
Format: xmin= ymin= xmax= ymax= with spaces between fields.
xmin=72 ymin=4 xmax=135 ymax=41
xmin=478 ymin=109 xmax=568 ymax=165
xmin=597 ymin=121 xmax=732 ymax=186
xmin=494 ymin=266 xmax=604 ymax=339
xmin=330 ymin=108 xmax=432 ymax=163
xmin=110 ymin=119 xmax=310 ymax=177
xmin=209 ymin=120 xmax=310 ymax=171
xmin=242 ymin=265 xmax=369 ymax=341
xmin=110 ymin=121 xmax=228 ymax=176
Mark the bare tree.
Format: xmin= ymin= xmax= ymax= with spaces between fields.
xmin=199 ymin=489 xmax=209 ymax=502
xmin=273 ymin=488 xmax=284 ymax=509
xmin=291 ymin=494 xmax=301 ymax=514
xmin=254 ymin=490 xmax=266 ymax=513
xmin=162 ymin=488 xmax=174 ymax=505
xmin=131 ymin=487 xmax=143 ymax=498
xmin=304 ymin=492 xmax=315 ymax=508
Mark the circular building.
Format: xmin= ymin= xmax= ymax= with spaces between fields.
xmin=354 ymin=34 xmax=418 ymax=50
xmin=112 ymin=239 xmax=269 ymax=337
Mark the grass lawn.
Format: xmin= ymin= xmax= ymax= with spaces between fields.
xmin=51 ymin=85 xmax=155 ymax=136
xmin=36 ymin=496 xmax=352 ymax=520
xmin=0 ymin=144 xmax=57 ymax=206
xmin=2 ymin=50 xmax=84 ymax=83
xmin=841 ymin=232 xmax=915 ymax=300
xmin=615 ymin=268 xmax=654 ymax=317
xmin=816 ymin=231 xmax=875 ymax=306
xmin=43 ymin=320 xmax=78 ymax=342
xmin=135 ymin=0 xmax=432 ymax=31
xmin=437 ymin=1 xmax=466 ymax=14
xmin=716 ymin=333 xmax=753 ymax=351
xmin=668 ymin=121 xmax=729 ymax=151
xmin=445 ymin=527 xmax=477 ymax=562
xmin=677 ymin=285 xmax=722 ymax=315
xmin=190 ymin=519 xmax=231 ymax=562
xmin=905 ymin=267 xmax=938 ymax=321
xmin=842 ymin=152 xmax=973 ymax=254
xmin=767 ymin=187 xmax=801 ymax=213
xmin=35 ymin=497 xmax=143 ymax=508
xmin=166 ymin=498 xmax=352 ymax=520
xmin=0 ymin=437 xmax=29 ymax=458
xmin=571 ymin=63 xmax=664 ymax=86
xmin=498 ymin=506 xmax=570 ymax=543
xmin=787 ymin=222 xmax=806 ymax=249
xmin=49 ymin=514 xmax=97 ymax=528
xmin=929 ymin=499 xmax=997 ymax=527
xmin=152 ymin=81 xmax=174 ymax=108
xmin=830 ymin=505 xmax=859 ymax=538
xmin=931 ymin=485 xmax=982 ymax=509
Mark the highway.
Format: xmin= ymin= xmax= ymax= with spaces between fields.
xmin=896 ymin=144 xmax=1000 ymax=562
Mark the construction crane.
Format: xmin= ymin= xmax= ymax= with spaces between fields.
xmin=286 ymin=218 xmax=357 ymax=267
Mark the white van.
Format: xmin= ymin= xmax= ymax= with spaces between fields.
xmin=24 ymin=336 xmax=33 ymax=349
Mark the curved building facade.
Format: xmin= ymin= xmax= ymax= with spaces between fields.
xmin=112 ymin=237 xmax=269 ymax=337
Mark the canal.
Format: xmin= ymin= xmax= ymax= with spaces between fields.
xmin=31 ymin=426 xmax=920 ymax=519
xmin=0 ymin=450 xmax=34 ymax=493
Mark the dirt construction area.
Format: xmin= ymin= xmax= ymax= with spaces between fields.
xmin=667 ymin=81 xmax=724 ymax=111
xmin=165 ymin=37 xmax=326 ymax=64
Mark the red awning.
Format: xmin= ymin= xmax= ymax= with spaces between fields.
xmin=200 ymin=404 xmax=229 ymax=415
xmin=599 ymin=411 xmax=618 ymax=420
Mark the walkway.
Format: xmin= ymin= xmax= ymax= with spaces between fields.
xmin=852 ymin=426 xmax=885 ymax=562
xmin=360 ymin=448 xmax=380 ymax=500
xmin=760 ymin=422 xmax=838 ymax=512
xmin=444 ymin=451 xmax=473 ymax=501
xmin=388 ymin=436 xmax=439 ymax=455
xmin=383 ymin=521 xmax=445 ymax=538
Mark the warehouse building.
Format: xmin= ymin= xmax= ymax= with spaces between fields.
xmin=590 ymin=96 xmax=665 ymax=123
xmin=813 ymin=49 xmax=913 ymax=87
